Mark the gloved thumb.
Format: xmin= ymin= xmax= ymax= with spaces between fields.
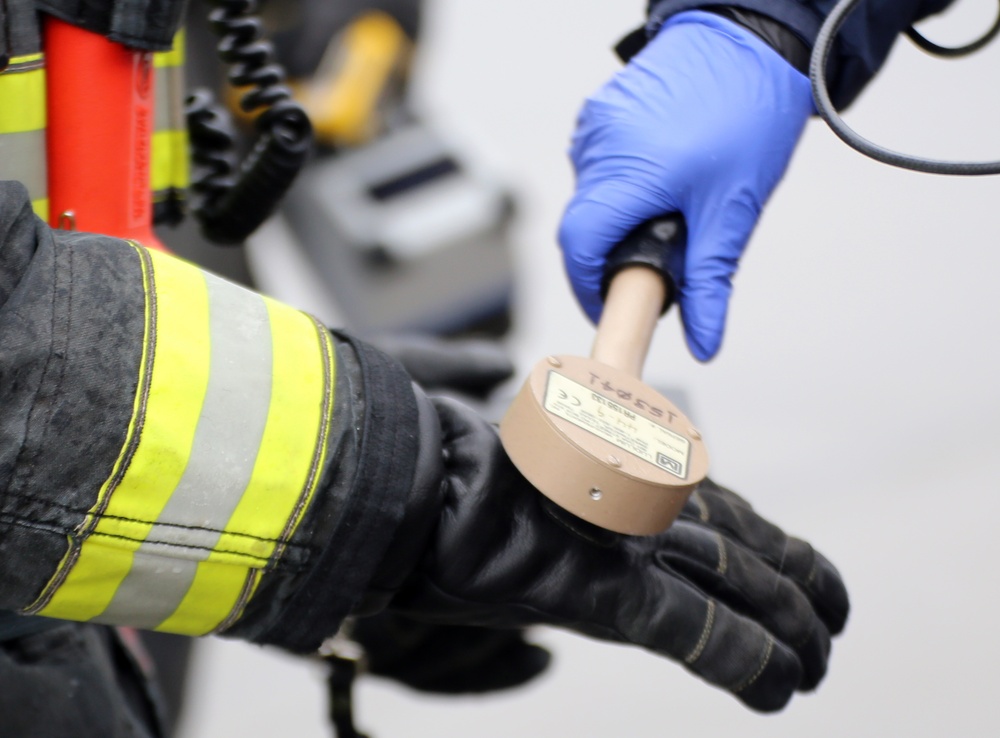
xmin=680 ymin=196 xmax=761 ymax=361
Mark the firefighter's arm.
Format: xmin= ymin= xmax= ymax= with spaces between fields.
xmin=0 ymin=180 xmax=848 ymax=711
xmin=0 ymin=179 xmax=405 ymax=646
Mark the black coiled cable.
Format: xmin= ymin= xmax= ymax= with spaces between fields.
xmin=186 ymin=89 xmax=238 ymax=207
xmin=810 ymin=0 xmax=1000 ymax=175
xmin=186 ymin=0 xmax=313 ymax=244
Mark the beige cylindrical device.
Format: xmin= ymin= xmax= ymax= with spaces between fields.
xmin=500 ymin=216 xmax=708 ymax=535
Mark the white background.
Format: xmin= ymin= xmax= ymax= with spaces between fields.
xmin=180 ymin=1 xmax=1000 ymax=736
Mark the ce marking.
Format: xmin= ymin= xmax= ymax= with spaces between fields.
xmin=557 ymin=389 xmax=582 ymax=406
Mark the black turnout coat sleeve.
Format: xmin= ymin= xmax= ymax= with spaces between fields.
xmin=645 ymin=0 xmax=956 ymax=109
xmin=0 ymin=181 xmax=423 ymax=653
xmin=35 ymin=0 xmax=188 ymax=51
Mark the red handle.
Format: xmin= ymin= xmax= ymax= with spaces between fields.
xmin=45 ymin=18 xmax=167 ymax=251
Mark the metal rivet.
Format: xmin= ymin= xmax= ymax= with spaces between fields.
xmin=57 ymin=211 xmax=77 ymax=231
xmin=547 ymin=356 xmax=562 ymax=367
xmin=689 ymin=427 xmax=702 ymax=440
xmin=607 ymin=455 xmax=621 ymax=468
xmin=589 ymin=488 xmax=603 ymax=501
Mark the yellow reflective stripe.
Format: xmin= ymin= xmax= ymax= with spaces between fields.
xmin=153 ymin=28 xmax=185 ymax=68
xmin=0 ymin=55 xmax=48 ymax=215
xmin=157 ymin=297 xmax=335 ymax=634
xmin=35 ymin=246 xmax=335 ymax=636
xmin=205 ymin=313 xmax=336 ymax=631
xmin=152 ymin=30 xmax=189 ymax=195
xmin=155 ymin=562 xmax=259 ymax=635
xmin=98 ymin=266 xmax=275 ymax=633
xmin=32 ymin=197 xmax=49 ymax=222
xmin=151 ymin=129 xmax=189 ymax=193
xmin=9 ymin=53 xmax=43 ymax=65
xmin=225 ymin=301 xmax=332 ymax=547
xmin=0 ymin=57 xmax=46 ymax=133
xmin=38 ymin=247 xmax=211 ymax=621
xmin=94 ymin=249 xmax=212 ymax=529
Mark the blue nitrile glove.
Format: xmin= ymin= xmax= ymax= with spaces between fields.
xmin=559 ymin=10 xmax=814 ymax=361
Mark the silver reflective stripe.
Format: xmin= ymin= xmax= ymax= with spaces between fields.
xmin=0 ymin=129 xmax=47 ymax=202
xmin=97 ymin=272 xmax=274 ymax=629
xmin=154 ymin=65 xmax=183 ymax=132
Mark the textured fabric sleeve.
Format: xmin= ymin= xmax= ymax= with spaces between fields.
xmin=36 ymin=0 xmax=189 ymax=51
xmin=0 ymin=180 xmax=420 ymax=653
xmin=645 ymin=0 xmax=955 ymax=108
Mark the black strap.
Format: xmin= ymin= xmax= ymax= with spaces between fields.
xmin=320 ymin=630 xmax=372 ymax=738
xmin=615 ymin=5 xmax=810 ymax=76
xmin=707 ymin=7 xmax=810 ymax=75
xmin=326 ymin=656 xmax=369 ymax=738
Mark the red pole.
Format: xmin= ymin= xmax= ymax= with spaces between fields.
xmin=44 ymin=17 xmax=167 ymax=251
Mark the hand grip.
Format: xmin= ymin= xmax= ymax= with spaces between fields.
xmin=599 ymin=215 xmax=685 ymax=313
xmin=591 ymin=214 xmax=687 ymax=378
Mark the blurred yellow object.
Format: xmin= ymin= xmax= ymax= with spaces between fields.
xmin=300 ymin=10 xmax=411 ymax=147
xmin=228 ymin=11 xmax=411 ymax=147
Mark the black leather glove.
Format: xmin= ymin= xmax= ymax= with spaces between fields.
xmin=351 ymin=614 xmax=550 ymax=694
xmin=351 ymin=334 xmax=549 ymax=694
xmin=365 ymin=397 xmax=849 ymax=713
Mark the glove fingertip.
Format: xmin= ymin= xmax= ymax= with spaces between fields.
xmin=680 ymin=307 xmax=723 ymax=362
xmin=684 ymin=328 xmax=721 ymax=363
xmin=734 ymin=639 xmax=802 ymax=713
xmin=812 ymin=552 xmax=851 ymax=636
xmin=679 ymin=281 xmax=731 ymax=362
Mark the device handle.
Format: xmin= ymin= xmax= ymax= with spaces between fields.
xmin=45 ymin=19 xmax=168 ymax=251
xmin=590 ymin=215 xmax=686 ymax=378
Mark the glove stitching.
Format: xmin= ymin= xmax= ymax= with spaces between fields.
xmin=715 ymin=532 xmax=728 ymax=575
xmin=691 ymin=490 xmax=710 ymax=522
xmin=685 ymin=515 xmax=794 ymax=578
xmin=731 ymin=634 xmax=775 ymax=693
xmin=660 ymin=551 xmax=810 ymax=652
xmin=664 ymin=531 xmax=818 ymax=645
xmin=683 ymin=598 xmax=716 ymax=665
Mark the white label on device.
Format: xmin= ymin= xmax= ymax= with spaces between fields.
xmin=543 ymin=371 xmax=690 ymax=479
